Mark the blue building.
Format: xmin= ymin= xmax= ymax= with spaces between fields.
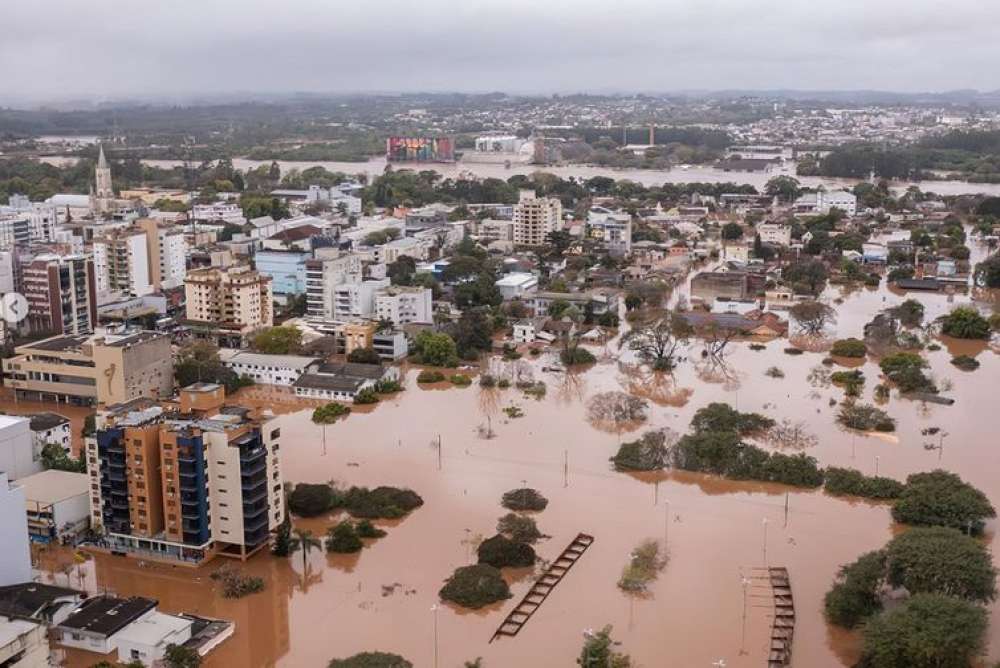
xmin=255 ymin=249 xmax=310 ymax=300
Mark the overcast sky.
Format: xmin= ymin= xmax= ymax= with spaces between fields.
xmin=3 ymin=0 xmax=999 ymax=105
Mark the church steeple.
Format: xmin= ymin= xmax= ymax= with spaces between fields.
xmin=97 ymin=143 xmax=109 ymax=170
xmin=93 ymin=142 xmax=114 ymax=215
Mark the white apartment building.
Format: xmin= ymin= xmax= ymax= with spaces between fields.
xmin=218 ymin=350 xmax=320 ymax=386
xmin=28 ymin=413 xmax=72 ymax=458
xmin=586 ymin=208 xmax=633 ymax=255
xmin=190 ymin=202 xmax=246 ymax=225
xmin=184 ymin=264 xmax=273 ymax=334
xmin=756 ymin=222 xmax=792 ymax=246
xmin=793 ymin=189 xmax=857 ymax=217
xmin=135 ymin=219 xmax=187 ymax=290
xmin=1 ymin=195 xmax=57 ymax=243
xmin=0 ymin=474 xmax=31 ymax=586
xmin=333 ymin=278 xmax=390 ymax=320
xmin=304 ymin=254 xmax=363 ymax=319
xmin=93 ymin=228 xmax=153 ymax=298
xmin=374 ymin=286 xmax=433 ymax=326
xmin=0 ymin=417 xmax=42 ymax=482
xmin=513 ymin=190 xmax=562 ymax=246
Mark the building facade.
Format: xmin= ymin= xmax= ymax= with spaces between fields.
xmin=20 ymin=253 xmax=97 ymax=336
xmin=513 ymin=190 xmax=562 ymax=246
xmin=184 ymin=265 xmax=273 ymax=340
xmin=374 ymin=286 xmax=433 ymax=326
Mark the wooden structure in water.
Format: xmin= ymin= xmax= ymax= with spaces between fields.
xmin=768 ymin=566 xmax=795 ymax=667
xmin=489 ymin=533 xmax=595 ymax=642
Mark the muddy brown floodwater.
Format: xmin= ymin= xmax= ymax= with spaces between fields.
xmin=33 ymin=239 xmax=1000 ymax=668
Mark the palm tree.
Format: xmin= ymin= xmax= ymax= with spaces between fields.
xmin=292 ymin=528 xmax=321 ymax=574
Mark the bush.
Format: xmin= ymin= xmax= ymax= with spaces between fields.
xmin=439 ymin=564 xmax=512 ymax=609
xmin=211 ymin=567 xmax=265 ymax=599
xmin=498 ymin=378 xmax=511 ymax=388
xmin=690 ymin=403 xmax=775 ymax=436
xmin=479 ymin=374 xmax=497 ymax=388
xmin=417 ymin=370 xmax=445 ymax=383
xmin=951 ymin=355 xmax=980 ymax=371
xmin=354 ymin=388 xmax=380 ymax=404
xmin=501 ymin=488 xmax=548 ymax=512
xmin=831 ymin=338 xmax=868 ymax=358
xmin=940 ymin=306 xmax=991 ymax=339
xmin=764 ymin=366 xmax=785 ymax=378
xmin=831 ymin=370 xmax=865 ymax=397
xmin=449 ymin=374 xmax=472 ymax=386
xmin=347 ymin=347 xmax=382 ymax=364
xmin=328 ymin=652 xmax=413 ymax=668
xmin=672 ymin=432 xmax=823 ymax=488
xmin=355 ymin=520 xmax=387 ymax=539
xmin=891 ymin=470 xmax=996 ymax=533
xmin=373 ymin=378 xmax=404 ymax=393
xmin=560 ymin=346 xmax=596 ymax=366
xmin=824 ymin=550 xmax=886 ymax=628
xmin=413 ymin=331 xmax=459 ymax=367
xmin=763 ymin=452 xmax=825 ymax=487
xmin=837 ymin=404 xmax=896 ymax=432
xmin=477 ymin=534 xmax=536 ymax=568
xmin=618 ymin=539 xmax=667 ymax=593
xmin=326 ymin=521 xmax=363 ymax=553
xmin=496 ymin=513 xmax=542 ymax=543
xmin=824 ymin=468 xmax=904 ymax=500
xmin=783 ymin=347 xmax=804 ymax=355
xmin=859 ymin=594 xmax=988 ymax=668
xmin=288 ymin=483 xmax=340 ymax=517
xmin=879 ymin=352 xmax=935 ymax=393
xmin=885 ymin=527 xmax=997 ymax=603
xmin=611 ymin=430 xmax=670 ymax=471
xmin=342 ymin=486 xmax=424 ymax=519
xmin=312 ymin=402 xmax=350 ymax=425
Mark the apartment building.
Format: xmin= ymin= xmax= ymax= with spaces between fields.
xmin=87 ymin=384 xmax=284 ymax=564
xmin=304 ymin=254 xmax=363 ymax=319
xmin=333 ymin=278 xmax=390 ymax=320
xmin=254 ymin=249 xmax=310 ymax=300
xmin=134 ymin=218 xmax=187 ymax=290
xmin=374 ymin=286 xmax=433 ymax=326
xmin=586 ymin=211 xmax=632 ymax=255
xmin=184 ymin=265 xmax=273 ymax=342
xmin=190 ymin=203 xmax=246 ymax=225
xmin=1 ymin=331 xmax=173 ymax=406
xmin=20 ymin=253 xmax=97 ymax=336
xmin=513 ymin=190 xmax=562 ymax=246
xmin=92 ymin=228 xmax=154 ymax=298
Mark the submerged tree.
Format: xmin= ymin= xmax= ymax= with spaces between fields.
xmin=578 ymin=625 xmax=632 ymax=668
xmin=619 ymin=311 xmax=692 ymax=371
xmin=790 ymin=301 xmax=836 ymax=336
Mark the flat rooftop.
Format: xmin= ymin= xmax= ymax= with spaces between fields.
xmin=18 ymin=470 xmax=90 ymax=505
xmin=59 ymin=596 xmax=157 ymax=637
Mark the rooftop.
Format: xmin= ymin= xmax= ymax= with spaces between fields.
xmin=113 ymin=610 xmax=191 ymax=647
xmin=0 ymin=583 xmax=80 ymax=620
xmin=59 ymin=596 xmax=157 ymax=637
xmin=17 ymin=470 xmax=90 ymax=505
xmin=218 ymin=350 xmax=320 ymax=370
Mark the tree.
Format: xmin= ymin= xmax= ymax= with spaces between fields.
xmin=765 ymin=175 xmax=802 ymax=202
xmin=885 ymin=527 xmax=997 ymax=603
xmin=879 ymin=352 xmax=934 ymax=393
xmin=611 ymin=430 xmax=672 ymax=471
xmin=974 ymin=253 xmax=1000 ymax=288
xmin=288 ymin=482 xmax=340 ymax=517
xmin=789 ymin=301 xmax=836 ymax=336
xmin=386 ymin=256 xmax=417 ymax=285
xmin=477 ymin=534 xmax=536 ymax=568
xmin=174 ymin=341 xmax=249 ymax=394
xmin=891 ymin=470 xmax=996 ymax=533
xmin=496 ymin=513 xmax=542 ymax=543
xmin=501 ymin=488 xmax=548 ymax=512
xmin=164 ymin=643 xmax=202 ymax=668
xmin=251 ymin=326 xmax=303 ymax=354
xmin=783 ymin=260 xmax=829 ymax=294
xmin=328 ymin=652 xmax=412 ymax=668
xmin=721 ymin=222 xmax=743 ymax=240
xmin=292 ymin=528 xmax=321 ymax=573
xmin=824 ymin=551 xmax=887 ymax=629
xmin=690 ymin=403 xmax=774 ymax=436
xmin=837 ymin=404 xmax=896 ymax=432
xmin=578 ymin=625 xmax=632 ymax=668
xmin=940 ymin=306 xmax=991 ymax=339
xmin=619 ymin=311 xmax=692 ymax=371
xmin=859 ymin=594 xmax=987 ymax=668
xmin=439 ymin=564 xmax=512 ymax=609
xmin=413 ymin=331 xmax=459 ymax=367
xmin=830 ymin=338 xmax=867 ymax=358
xmin=312 ymin=403 xmax=350 ymax=455
xmin=272 ymin=503 xmax=295 ymax=557
xmin=40 ymin=443 xmax=85 ymax=472
xmin=449 ymin=307 xmax=494 ymax=359
xmin=326 ymin=521 xmax=363 ymax=553
xmin=347 ymin=347 xmax=381 ymax=364
xmin=886 ymin=299 xmax=924 ymax=328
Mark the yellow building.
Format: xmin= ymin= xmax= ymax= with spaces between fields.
xmin=184 ymin=265 xmax=273 ymax=344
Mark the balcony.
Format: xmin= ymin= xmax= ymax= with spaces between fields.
xmin=240 ymin=460 xmax=267 ymax=478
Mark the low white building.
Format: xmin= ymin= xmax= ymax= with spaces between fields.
xmin=293 ymin=363 xmax=398 ymax=403
xmin=114 ymin=611 xmax=192 ymax=667
xmin=721 ymin=243 xmax=751 ymax=264
xmin=218 ymin=350 xmax=320 ymax=386
xmin=374 ymin=286 xmax=433 ymax=326
xmin=27 ymin=413 xmax=71 ymax=458
xmin=756 ymin=222 xmax=792 ymax=246
xmin=191 ymin=202 xmax=246 ymax=225
xmin=19 ymin=470 xmax=90 ymax=544
xmin=793 ymin=190 xmax=857 ymax=217
xmin=0 ymin=616 xmax=50 ymax=668
xmin=495 ymin=273 xmax=539 ymax=301
xmin=56 ymin=596 xmax=159 ymax=656
xmin=0 ymin=417 xmax=41 ymax=481
xmin=0 ymin=474 xmax=31 ymax=587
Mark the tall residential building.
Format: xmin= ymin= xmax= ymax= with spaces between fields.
xmin=87 ymin=384 xmax=285 ymax=564
xmin=91 ymin=145 xmax=115 ymax=215
xmin=0 ymin=474 xmax=32 ymax=586
xmin=93 ymin=228 xmax=154 ymax=298
xmin=304 ymin=254 xmax=363 ymax=319
xmin=333 ymin=278 xmax=389 ymax=320
xmin=184 ymin=265 xmax=273 ymax=341
xmin=374 ymin=286 xmax=433 ymax=326
xmin=1 ymin=331 xmax=173 ymax=406
xmin=20 ymin=253 xmax=97 ymax=335
xmin=1 ymin=195 xmax=57 ymax=244
xmin=135 ymin=218 xmax=187 ymax=290
xmin=513 ymin=190 xmax=562 ymax=246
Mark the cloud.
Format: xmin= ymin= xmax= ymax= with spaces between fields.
xmin=1 ymin=0 xmax=998 ymax=104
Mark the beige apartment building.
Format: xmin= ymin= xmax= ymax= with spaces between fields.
xmin=513 ymin=189 xmax=562 ymax=246
xmin=1 ymin=331 xmax=173 ymax=406
xmin=184 ymin=265 xmax=273 ymax=344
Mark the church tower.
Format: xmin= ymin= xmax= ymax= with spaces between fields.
xmin=93 ymin=144 xmax=114 ymax=214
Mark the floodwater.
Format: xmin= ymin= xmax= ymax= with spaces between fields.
xmin=34 ymin=239 xmax=1000 ymax=668
xmin=38 ymin=154 xmax=1000 ymax=197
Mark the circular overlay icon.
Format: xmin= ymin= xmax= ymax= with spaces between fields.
xmin=0 ymin=293 xmax=28 ymax=324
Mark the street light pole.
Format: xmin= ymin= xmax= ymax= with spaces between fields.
xmin=431 ymin=604 xmax=439 ymax=668
xmin=762 ymin=518 xmax=769 ymax=565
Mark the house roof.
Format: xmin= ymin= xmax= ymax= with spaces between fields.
xmin=0 ymin=583 xmax=80 ymax=620
xmin=293 ymin=373 xmax=366 ymax=393
xmin=59 ymin=596 xmax=157 ymax=637
xmin=267 ymin=225 xmax=322 ymax=243
xmin=17 ymin=470 xmax=90 ymax=505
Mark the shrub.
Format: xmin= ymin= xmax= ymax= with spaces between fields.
xmin=346 ymin=347 xmax=381 ymax=365
xmin=764 ymin=366 xmax=785 ymax=378
xmin=501 ymin=488 xmax=548 ymax=512
xmin=749 ymin=343 xmax=766 ymax=351
xmin=354 ymin=388 xmax=380 ymax=404
xmin=522 ymin=381 xmax=546 ymax=399
xmin=439 ymin=564 xmax=512 ymax=609
xmin=417 ymin=370 xmax=445 ymax=383
xmin=837 ymin=404 xmax=896 ymax=432
xmin=859 ymin=594 xmax=988 ymax=668
xmin=891 ymin=470 xmax=996 ymax=533
xmin=342 ymin=486 xmax=424 ymax=519
xmin=355 ymin=520 xmax=387 ymax=539
xmin=611 ymin=430 xmax=671 ymax=471
xmin=373 ymin=378 xmax=404 ymax=393
xmin=824 ymin=550 xmax=886 ymax=628
xmin=831 ymin=338 xmax=867 ymax=358
xmin=763 ymin=452 xmax=825 ymax=488
xmin=831 ymin=370 xmax=865 ymax=397
xmin=479 ymin=374 xmax=497 ymax=388
xmin=312 ymin=402 xmax=351 ymax=425
xmin=288 ymin=483 xmax=340 ymax=517
xmin=496 ymin=513 xmax=542 ymax=543
xmin=498 ymin=378 xmax=511 ymax=388
xmin=211 ymin=567 xmax=265 ymax=599
xmin=885 ymin=527 xmax=997 ymax=603
xmin=951 ymin=355 xmax=980 ymax=371
xmin=617 ymin=539 xmax=667 ymax=593
xmin=503 ymin=405 xmax=524 ymax=418
xmin=477 ymin=534 xmax=536 ymax=568
xmin=326 ymin=521 xmax=363 ymax=553
xmin=880 ymin=352 xmax=935 ymax=393
xmin=328 ymin=652 xmax=413 ymax=668
xmin=940 ymin=306 xmax=991 ymax=339
xmin=824 ymin=468 xmax=904 ymax=500
xmin=449 ymin=374 xmax=472 ymax=386
xmin=783 ymin=347 xmax=804 ymax=355
xmin=560 ymin=346 xmax=596 ymax=366
xmin=690 ymin=403 xmax=775 ymax=436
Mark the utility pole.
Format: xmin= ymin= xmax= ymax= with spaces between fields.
xmin=437 ymin=435 xmax=442 ymax=470
xmin=563 ymin=450 xmax=568 ymax=488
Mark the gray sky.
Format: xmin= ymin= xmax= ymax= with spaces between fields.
xmin=3 ymin=0 xmax=999 ymax=104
